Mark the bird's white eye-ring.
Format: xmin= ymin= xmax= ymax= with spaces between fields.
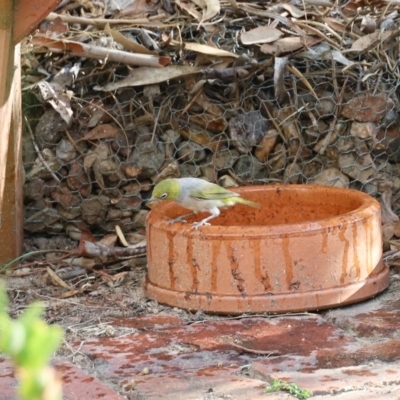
xmin=160 ymin=193 xmax=168 ymax=199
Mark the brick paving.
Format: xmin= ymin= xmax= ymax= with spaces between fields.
xmin=2 ymin=281 xmax=400 ymax=399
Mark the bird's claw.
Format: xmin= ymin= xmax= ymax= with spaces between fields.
xmin=191 ymin=221 xmax=211 ymax=230
xmin=167 ymin=212 xmax=195 ymax=225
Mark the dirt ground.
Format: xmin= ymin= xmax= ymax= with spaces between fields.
xmin=4 ymin=235 xmax=221 ymax=341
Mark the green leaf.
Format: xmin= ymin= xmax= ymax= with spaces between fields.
xmin=16 ymin=305 xmax=63 ymax=368
xmin=0 ymin=281 xmax=64 ymax=400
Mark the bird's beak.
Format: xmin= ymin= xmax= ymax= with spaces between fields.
xmin=146 ymin=197 xmax=161 ymax=209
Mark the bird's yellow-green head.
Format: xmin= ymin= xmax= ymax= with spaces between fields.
xmin=147 ymin=179 xmax=181 ymax=208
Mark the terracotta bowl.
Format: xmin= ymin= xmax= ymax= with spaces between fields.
xmin=145 ymin=184 xmax=389 ymax=314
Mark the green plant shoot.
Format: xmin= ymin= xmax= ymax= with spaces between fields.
xmin=0 ymin=282 xmax=64 ymax=400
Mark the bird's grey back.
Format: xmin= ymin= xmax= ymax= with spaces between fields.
xmin=177 ymin=177 xmax=237 ymax=201
xmin=177 ymin=178 xmax=211 ymax=200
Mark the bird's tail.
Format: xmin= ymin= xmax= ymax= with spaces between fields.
xmin=236 ymin=197 xmax=260 ymax=209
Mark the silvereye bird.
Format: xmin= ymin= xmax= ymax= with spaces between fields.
xmin=148 ymin=177 xmax=259 ymax=229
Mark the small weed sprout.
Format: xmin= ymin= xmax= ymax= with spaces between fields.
xmin=265 ymin=379 xmax=312 ymax=399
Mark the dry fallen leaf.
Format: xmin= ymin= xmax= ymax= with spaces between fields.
xmin=176 ymin=0 xmax=202 ymax=20
xmin=295 ymin=43 xmax=353 ymax=66
xmin=260 ymin=37 xmax=320 ymax=55
xmin=281 ymin=3 xmax=305 ymax=18
xmin=380 ymin=190 xmax=399 ymax=225
xmin=341 ymin=92 xmax=394 ymax=122
xmin=39 ymin=16 xmax=68 ymax=34
xmin=394 ymin=220 xmax=400 ymax=238
xmin=115 ymin=225 xmax=130 ymax=247
xmin=343 ymin=0 xmax=388 ymax=14
xmin=66 ymin=161 xmax=92 ymax=198
xmin=322 ymin=17 xmax=346 ymax=32
xmin=360 ymin=16 xmax=377 ymax=33
xmin=199 ymin=0 xmax=220 ymax=23
xmin=105 ymin=25 xmax=158 ymax=55
xmin=37 ymin=81 xmax=73 ymax=124
xmin=117 ymin=0 xmax=150 ymax=16
xmin=241 ymin=26 xmax=283 ymax=45
xmin=77 ymin=124 xmax=120 ymax=142
xmin=184 ymin=42 xmax=239 ymax=58
xmin=47 ymin=266 xmax=74 ymax=290
xmin=97 ymin=65 xmax=203 ymax=90
xmin=349 ymin=31 xmax=392 ymax=52
xmin=383 ymin=223 xmax=395 ymax=244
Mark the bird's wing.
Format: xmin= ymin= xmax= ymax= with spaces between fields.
xmin=188 ymin=185 xmax=239 ymax=200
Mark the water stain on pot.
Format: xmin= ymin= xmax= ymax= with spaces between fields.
xmin=167 ymin=230 xmax=177 ymax=290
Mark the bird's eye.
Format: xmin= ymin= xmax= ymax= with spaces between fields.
xmin=160 ymin=193 xmax=168 ymax=199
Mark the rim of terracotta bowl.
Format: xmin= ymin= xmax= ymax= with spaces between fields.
xmin=145 ymin=184 xmax=389 ymax=314
xmin=148 ymin=185 xmax=379 ymax=236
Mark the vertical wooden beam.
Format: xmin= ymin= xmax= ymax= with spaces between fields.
xmin=3 ymin=44 xmax=24 ymax=261
xmin=0 ymin=0 xmax=22 ymax=264
xmin=0 ymin=0 xmax=61 ymax=265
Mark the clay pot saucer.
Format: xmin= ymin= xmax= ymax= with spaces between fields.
xmin=145 ymin=184 xmax=389 ymax=314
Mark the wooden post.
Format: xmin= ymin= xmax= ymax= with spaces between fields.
xmin=0 ymin=0 xmax=22 ymax=264
xmin=0 ymin=0 xmax=60 ymax=265
xmin=3 ymin=44 xmax=24 ymax=262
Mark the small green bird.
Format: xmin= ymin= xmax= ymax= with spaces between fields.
xmin=148 ymin=177 xmax=259 ymax=229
